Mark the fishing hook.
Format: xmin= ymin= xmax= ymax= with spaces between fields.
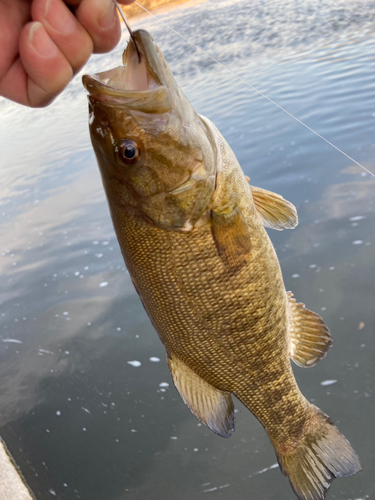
xmin=114 ymin=0 xmax=142 ymax=63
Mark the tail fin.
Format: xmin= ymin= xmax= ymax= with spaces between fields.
xmin=276 ymin=406 xmax=361 ymax=500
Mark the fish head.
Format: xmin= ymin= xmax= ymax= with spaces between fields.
xmin=83 ymin=29 xmax=217 ymax=232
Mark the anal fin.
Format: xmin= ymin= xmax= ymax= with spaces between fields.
xmin=168 ymin=356 xmax=235 ymax=438
xmin=251 ymin=185 xmax=298 ymax=230
xmin=288 ymin=292 xmax=332 ymax=367
xmin=211 ymin=205 xmax=251 ymax=273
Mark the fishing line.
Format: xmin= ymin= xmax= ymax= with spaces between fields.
xmin=132 ymin=1 xmax=375 ymax=178
xmin=114 ymin=0 xmax=142 ymax=61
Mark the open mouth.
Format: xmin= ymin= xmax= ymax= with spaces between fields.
xmin=83 ymin=48 xmax=155 ymax=97
xmin=82 ymin=30 xmax=171 ymax=113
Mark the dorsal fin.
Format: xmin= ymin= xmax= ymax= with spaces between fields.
xmin=168 ymin=356 xmax=235 ymax=438
xmin=251 ymin=185 xmax=298 ymax=230
xmin=287 ymin=292 xmax=332 ymax=367
xmin=211 ymin=205 xmax=252 ymax=273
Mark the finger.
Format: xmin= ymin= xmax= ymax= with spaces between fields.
xmin=48 ymin=1 xmax=136 ymax=9
xmin=18 ymin=22 xmax=73 ymax=107
xmin=75 ymin=0 xmax=122 ymax=54
xmin=31 ymin=0 xmax=94 ymax=75
xmin=0 ymin=0 xmax=30 ymax=82
xmin=0 ymin=57 xmax=30 ymax=106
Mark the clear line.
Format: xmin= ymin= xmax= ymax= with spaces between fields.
xmin=114 ymin=0 xmax=142 ymax=61
xmin=133 ymin=1 xmax=374 ymax=178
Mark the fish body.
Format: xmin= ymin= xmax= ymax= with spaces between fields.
xmin=83 ymin=29 xmax=360 ymax=500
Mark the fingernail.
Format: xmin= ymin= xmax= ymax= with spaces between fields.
xmin=29 ymin=22 xmax=57 ymax=58
xmin=99 ymin=0 xmax=116 ymax=29
xmin=44 ymin=0 xmax=75 ymax=35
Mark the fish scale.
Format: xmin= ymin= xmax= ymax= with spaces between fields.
xmin=83 ymin=28 xmax=361 ymax=500
xmin=113 ymin=198 xmax=315 ymax=444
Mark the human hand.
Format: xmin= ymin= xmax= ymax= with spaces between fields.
xmin=0 ymin=0 xmax=135 ymax=107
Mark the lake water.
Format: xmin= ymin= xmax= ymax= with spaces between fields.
xmin=0 ymin=0 xmax=374 ymax=498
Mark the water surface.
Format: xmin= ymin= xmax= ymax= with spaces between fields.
xmin=0 ymin=0 xmax=374 ymax=498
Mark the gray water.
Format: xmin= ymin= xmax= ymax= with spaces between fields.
xmin=0 ymin=0 xmax=374 ymax=498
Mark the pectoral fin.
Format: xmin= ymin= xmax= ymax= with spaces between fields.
xmin=168 ymin=356 xmax=235 ymax=438
xmin=251 ymin=185 xmax=298 ymax=230
xmin=288 ymin=292 xmax=332 ymax=367
xmin=211 ymin=206 xmax=252 ymax=273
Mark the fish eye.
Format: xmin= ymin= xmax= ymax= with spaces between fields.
xmin=116 ymin=140 xmax=141 ymax=166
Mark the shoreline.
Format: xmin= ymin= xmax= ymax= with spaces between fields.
xmin=121 ymin=0 xmax=206 ymax=19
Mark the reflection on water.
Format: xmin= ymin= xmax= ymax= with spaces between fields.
xmin=0 ymin=0 xmax=374 ymax=498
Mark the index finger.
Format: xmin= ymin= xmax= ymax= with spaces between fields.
xmin=74 ymin=0 xmax=123 ymax=54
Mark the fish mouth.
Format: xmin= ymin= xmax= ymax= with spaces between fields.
xmin=82 ymin=30 xmax=171 ymax=113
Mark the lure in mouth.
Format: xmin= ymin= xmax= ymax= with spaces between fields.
xmin=82 ymin=29 xmax=171 ymax=113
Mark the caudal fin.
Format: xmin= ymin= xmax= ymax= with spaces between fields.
xmin=276 ymin=406 xmax=361 ymax=500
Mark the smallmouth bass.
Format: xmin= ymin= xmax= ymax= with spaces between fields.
xmin=83 ymin=29 xmax=360 ymax=500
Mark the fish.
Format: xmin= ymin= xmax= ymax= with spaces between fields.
xmin=82 ymin=29 xmax=361 ymax=500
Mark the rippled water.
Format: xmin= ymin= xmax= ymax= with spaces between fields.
xmin=1 ymin=0 xmax=374 ymax=498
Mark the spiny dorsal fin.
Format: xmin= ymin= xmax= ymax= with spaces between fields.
xmin=251 ymin=185 xmax=298 ymax=230
xmin=168 ymin=356 xmax=235 ymax=438
xmin=287 ymin=292 xmax=332 ymax=368
xmin=211 ymin=206 xmax=251 ymax=273
xmin=276 ymin=406 xmax=361 ymax=500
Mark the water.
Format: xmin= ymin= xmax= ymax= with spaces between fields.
xmin=0 ymin=0 xmax=374 ymax=498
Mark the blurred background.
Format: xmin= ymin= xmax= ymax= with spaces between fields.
xmin=0 ymin=0 xmax=374 ymax=498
